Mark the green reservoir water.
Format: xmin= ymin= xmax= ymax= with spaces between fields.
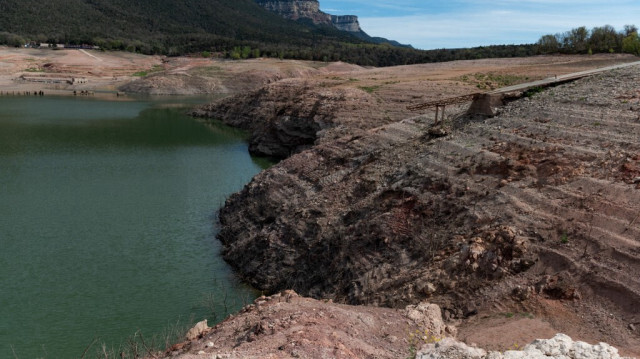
xmin=0 ymin=96 xmax=266 ymax=358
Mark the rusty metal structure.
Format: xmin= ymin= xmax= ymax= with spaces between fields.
xmin=407 ymin=92 xmax=481 ymax=124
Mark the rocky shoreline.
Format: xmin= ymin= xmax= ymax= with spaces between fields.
xmin=162 ymin=292 xmax=634 ymax=359
xmin=187 ymin=61 xmax=640 ymax=356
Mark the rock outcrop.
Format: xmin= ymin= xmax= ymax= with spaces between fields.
xmin=417 ymin=334 xmax=635 ymax=359
xmin=193 ymin=78 xmax=391 ymax=159
xmin=215 ymin=112 xmax=536 ymax=307
xmin=254 ymin=0 xmax=362 ymax=33
xmin=331 ymin=15 xmax=362 ymax=33
xmin=253 ymin=0 xmax=413 ymax=47
xmin=254 ymin=0 xmax=332 ymax=24
xmin=185 ymin=320 xmax=210 ymax=341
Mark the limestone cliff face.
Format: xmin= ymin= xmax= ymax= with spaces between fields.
xmin=330 ymin=15 xmax=361 ymax=33
xmin=254 ymin=0 xmax=331 ymax=25
xmin=255 ymin=0 xmax=411 ymax=46
xmin=255 ymin=0 xmax=362 ymax=33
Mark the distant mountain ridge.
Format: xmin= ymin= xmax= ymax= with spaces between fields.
xmin=0 ymin=0 xmax=539 ymax=66
xmin=0 ymin=0 xmax=371 ymax=52
xmin=254 ymin=0 xmax=413 ymax=48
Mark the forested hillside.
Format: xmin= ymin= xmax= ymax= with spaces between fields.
xmin=2 ymin=0 xmax=636 ymax=66
xmin=0 ymin=0 xmax=542 ymax=65
xmin=0 ymin=0 xmax=364 ymax=54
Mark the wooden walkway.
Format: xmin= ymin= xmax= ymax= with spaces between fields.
xmin=409 ymin=60 xmax=640 ymax=120
xmin=407 ymin=92 xmax=482 ymax=124
xmin=487 ymin=60 xmax=640 ymax=95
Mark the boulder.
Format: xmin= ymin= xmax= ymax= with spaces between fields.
xmin=185 ymin=320 xmax=210 ymax=341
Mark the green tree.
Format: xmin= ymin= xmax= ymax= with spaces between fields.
xmin=229 ymin=47 xmax=242 ymax=60
xmin=241 ymin=46 xmax=251 ymax=59
xmin=538 ymin=24 xmax=637 ymax=55
xmin=568 ymin=26 xmax=589 ymax=53
xmin=622 ymin=32 xmax=640 ymax=55
xmin=623 ymin=25 xmax=638 ymax=36
xmin=537 ymin=34 xmax=560 ymax=53
xmin=589 ymin=25 xmax=621 ymax=53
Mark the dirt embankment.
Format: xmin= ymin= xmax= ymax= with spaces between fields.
xmin=161 ymin=290 xmax=453 ymax=359
xmin=201 ymin=60 xmax=640 ymax=355
xmin=0 ymin=47 xmax=331 ymax=97
xmin=0 ymin=47 xmax=162 ymax=96
xmin=119 ymin=57 xmax=329 ymax=95
xmin=160 ymin=292 xmax=634 ymax=359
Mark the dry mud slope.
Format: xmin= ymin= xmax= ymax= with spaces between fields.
xmin=162 ymin=293 xmax=633 ymax=359
xmin=163 ymin=290 xmax=453 ymax=359
xmin=215 ymin=64 xmax=640 ymax=354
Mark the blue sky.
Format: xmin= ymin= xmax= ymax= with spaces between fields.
xmin=319 ymin=1 xmax=640 ymax=49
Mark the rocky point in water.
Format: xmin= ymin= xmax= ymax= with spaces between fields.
xmin=193 ymin=62 xmax=640 ymax=355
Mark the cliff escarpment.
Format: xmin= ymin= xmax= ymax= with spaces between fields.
xmin=331 ymin=15 xmax=362 ymax=33
xmin=252 ymin=0 xmax=414 ymax=46
xmin=254 ymin=0 xmax=332 ymax=24
xmin=254 ymin=0 xmax=362 ymax=34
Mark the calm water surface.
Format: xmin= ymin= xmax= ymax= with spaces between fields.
xmin=0 ymin=96 xmax=266 ymax=358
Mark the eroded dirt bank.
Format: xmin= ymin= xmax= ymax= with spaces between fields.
xmin=160 ymin=292 xmax=634 ymax=359
xmin=193 ymin=54 xmax=637 ymax=159
xmin=202 ymin=62 xmax=640 ymax=355
xmin=162 ymin=290 xmax=453 ymax=358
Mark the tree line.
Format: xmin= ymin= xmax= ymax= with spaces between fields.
xmin=2 ymin=11 xmax=638 ymax=66
xmin=537 ymin=25 xmax=640 ymax=55
xmin=0 ymin=28 xmax=540 ymax=67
